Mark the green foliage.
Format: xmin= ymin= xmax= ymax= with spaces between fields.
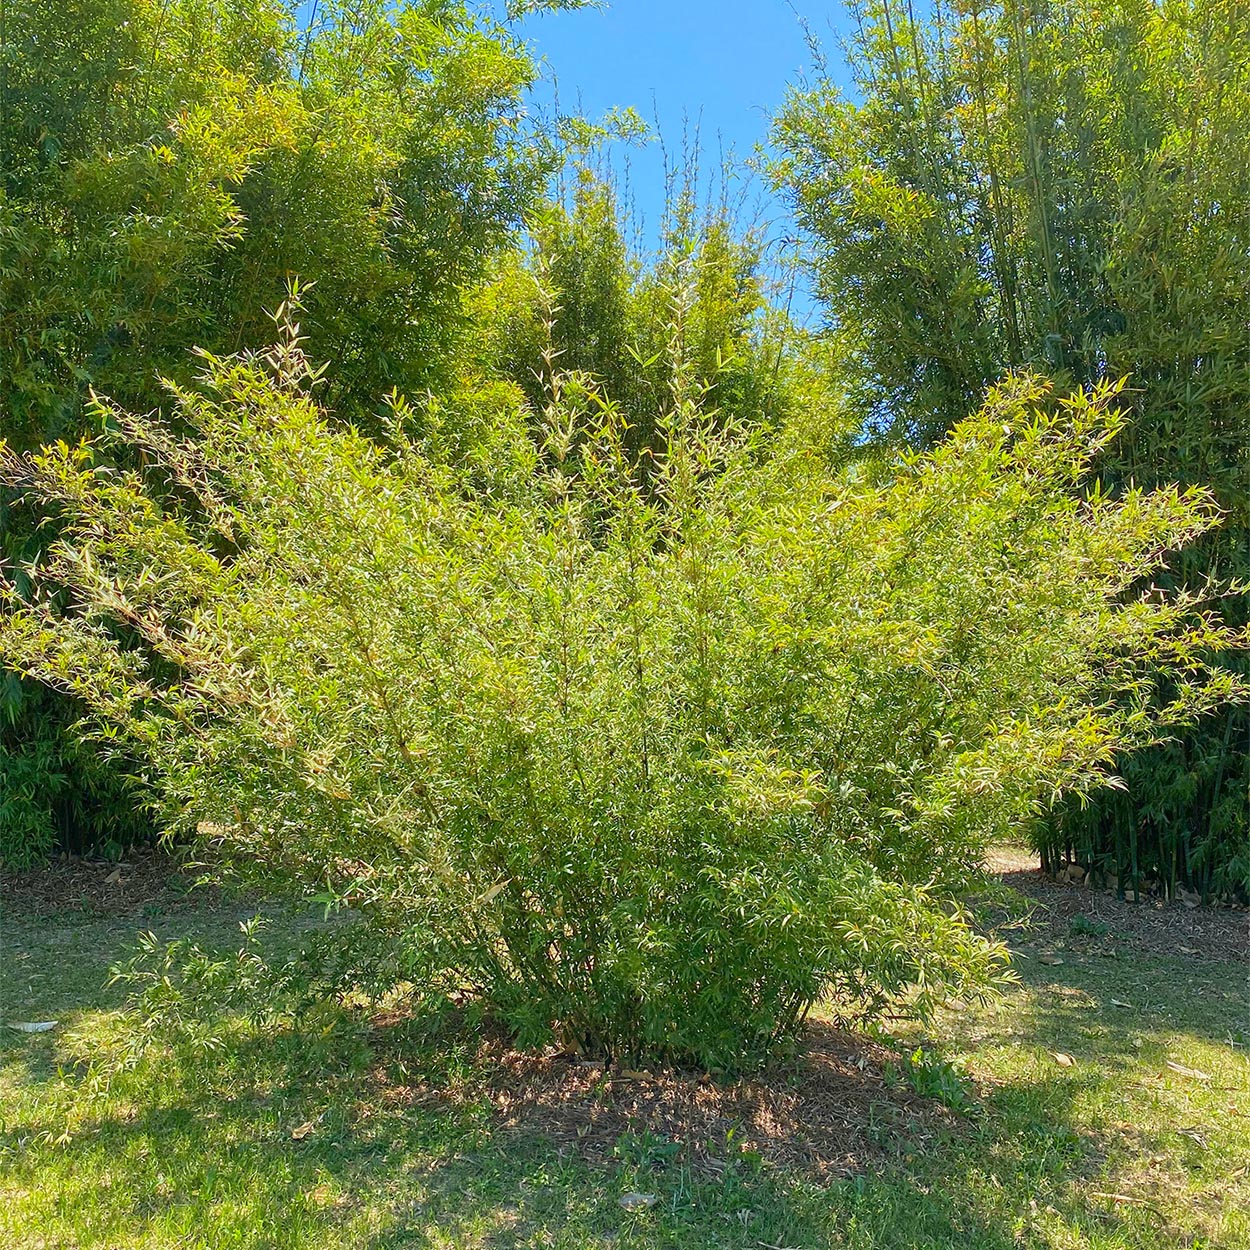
xmin=1 ymin=483 xmax=156 ymax=861
xmin=0 ymin=710 xmax=60 ymax=866
xmin=505 ymin=0 xmax=602 ymax=16
xmin=0 ymin=685 xmax=151 ymax=866
xmin=885 ymin=1046 xmax=972 ymax=1112
xmin=611 ymin=1129 xmax=683 ymax=1171
xmin=0 ymin=0 xmax=554 ymax=861
xmin=0 ymin=0 xmax=551 ymax=441
xmin=0 ymin=288 xmax=1242 ymax=1067
xmin=771 ymin=0 xmax=1250 ymax=450
xmin=1068 ymin=914 xmax=1108 ymax=938
xmin=771 ymin=0 xmax=1250 ymax=894
xmin=473 ymin=171 xmax=815 ymax=468
xmin=107 ymin=918 xmax=285 ymax=1069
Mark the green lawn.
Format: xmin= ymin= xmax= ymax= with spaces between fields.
xmin=2 ymin=865 xmax=1247 ymax=1249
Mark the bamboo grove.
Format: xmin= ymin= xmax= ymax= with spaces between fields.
xmin=772 ymin=0 xmax=1250 ymax=898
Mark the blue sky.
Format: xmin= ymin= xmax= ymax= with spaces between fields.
xmin=507 ymin=1 xmax=856 ymax=247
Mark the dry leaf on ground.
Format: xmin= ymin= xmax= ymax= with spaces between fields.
xmin=1165 ymin=1061 xmax=1211 ymax=1082
xmin=618 ymin=1193 xmax=658 ymax=1212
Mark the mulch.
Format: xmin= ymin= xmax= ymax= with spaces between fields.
xmin=984 ymin=847 xmax=1249 ymax=965
xmin=0 ymin=847 xmax=213 ymax=917
xmin=370 ymin=1018 xmax=953 ymax=1179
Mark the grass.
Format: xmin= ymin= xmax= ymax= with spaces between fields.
xmin=1 ymin=870 xmax=1248 ymax=1249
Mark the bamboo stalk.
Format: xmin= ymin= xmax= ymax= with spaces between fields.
xmin=1006 ymin=0 xmax=1062 ymax=348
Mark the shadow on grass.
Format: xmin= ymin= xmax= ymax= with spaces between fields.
xmin=3 ymin=1000 xmax=1224 ymax=1250
xmin=1009 ymin=954 xmax=1250 ymax=1058
xmin=4 ymin=897 xmax=1246 ymax=1250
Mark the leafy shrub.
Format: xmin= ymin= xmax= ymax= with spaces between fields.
xmin=0 ymin=679 xmax=151 ymax=866
xmin=0 ymin=718 xmax=61 ymax=866
xmin=612 ymin=1129 xmax=683 ymax=1171
xmin=0 ymin=307 xmax=1242 ymax=1068
xmin=1068 ymin=915 xmax=1108 ymax=939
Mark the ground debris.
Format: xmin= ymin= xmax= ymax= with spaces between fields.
xmin=982 ymin=849 xmax=1248 ymax=963
xmin=1 ymin=849 xmax=211 ymax=917
xmin=617 ymin=1192 xmax=658 ymax=1211
xmin=369 ymin=1018 xmax=954 ymax=1179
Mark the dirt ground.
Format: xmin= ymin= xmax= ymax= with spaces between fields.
xmin=364 ymin=1014 xmax=957 ymax=1179
xmin=985 ymin=844 xmax=1249 ymax=964
xmin=1 ymin=847 xmax=221 ymax=917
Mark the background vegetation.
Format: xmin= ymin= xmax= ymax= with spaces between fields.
xmin=0 ymin=0 xmax=563 ymax=860
xmin=771 ymin=0 xmax=1250 ymax=898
